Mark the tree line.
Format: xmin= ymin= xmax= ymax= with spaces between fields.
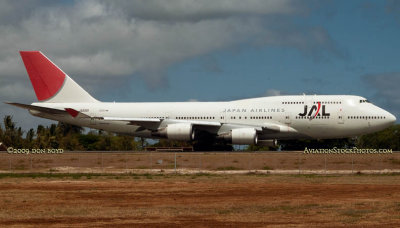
xmin=0 ymin=115 xmax=398 ymax=151
xmin=0 ymin=116 xmax=143 ymax=151
xmin=260 ymin=124 xmax=399 ymax=151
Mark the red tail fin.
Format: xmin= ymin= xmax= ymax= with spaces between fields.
xmin=19 ymin=51 xmax=98 ymax=103
xmin=20 ymin=51 xmax=66 ymax=101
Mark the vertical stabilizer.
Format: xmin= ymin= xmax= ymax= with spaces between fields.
xmin=20 ymin=51 xmax=98 ymax=103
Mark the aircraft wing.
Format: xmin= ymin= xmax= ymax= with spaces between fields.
xmin=163 ymin=119 xmax=221 ymax=127
xmin=102 ymin=117 xmax=221 ymax=130
xmin=6 ymin=103 xmax=293 ymax=134
xmin=101 ymin=117 xmax=161 ymax=130
xmin=34 ymin=107 xmax=221 ymax=131
xmin=102 ymin=117 xmax=161 ymax=123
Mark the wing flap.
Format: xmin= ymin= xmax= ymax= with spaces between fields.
xmin=102 ymin=117 xmax=161 ymax=122
xmin=6 ymin=102 xmax=222 ymax=131
xmin=102 ymin=117 xmax=162 ymax=129
xmin=102 ymin=117 xmax=221 ymax=130
xmin=170 ymin=120 xmax=221 ymax=127
xmin=261 ymin=123 xmax=298 ymax=133
xmin=102 ymin=117 xmax=221 ymax=127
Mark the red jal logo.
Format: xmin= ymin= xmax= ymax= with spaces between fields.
xmin=299 ymin=102 xmax=330 ymax=118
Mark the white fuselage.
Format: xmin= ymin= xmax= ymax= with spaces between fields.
xmin=30 ymin=95 xmax=396 ymax=141
xmin=16 ymin=51 xmax=396 ymax=145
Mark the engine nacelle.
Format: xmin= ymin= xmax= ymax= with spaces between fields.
xmin=257 ymin=139 xmax=277 ymax=147
xmin=231 ymin=128 xmax=258 ymax=145
xmin=155 ymin=123 xmax=194 ymax=141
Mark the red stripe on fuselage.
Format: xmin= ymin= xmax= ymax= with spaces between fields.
xmin=20 ymin=51 xmax=65 ymax=101
xmin=313 ymin=102 xmax=321 ymax=119
xmin=65 ymin=108 xmax=79 ymax=118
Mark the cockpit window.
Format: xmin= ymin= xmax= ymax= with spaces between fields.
xmin=359 ymin=99 xmax=371 ymax=103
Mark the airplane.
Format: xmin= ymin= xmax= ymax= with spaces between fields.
xmin=6 ymin=51 xmax=397 ymax=149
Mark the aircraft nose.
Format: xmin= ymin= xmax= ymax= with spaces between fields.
xmin=384 ymin=111 xmax=396 ymax=125
xmin=389 ymin=113 xmax=396 ymax=124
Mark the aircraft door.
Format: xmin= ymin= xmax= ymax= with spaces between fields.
xmin=284 ymin=112 xmax=292 ymax=125
xmin=220 ymin=109 xmax=226 ymax=124
xmin=337 ymin=111 xmax=344 ymax=124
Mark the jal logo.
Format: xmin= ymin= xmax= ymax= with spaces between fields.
xmin=299 ymin=102 xmax=330 ymax=118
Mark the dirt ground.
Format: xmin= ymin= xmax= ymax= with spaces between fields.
xmin=1 ymin=152 xmax=400 ymax=173
xmin=1 ymin=174 xmax=400 ymax=227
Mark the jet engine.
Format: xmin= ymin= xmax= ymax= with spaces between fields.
xmin=154 ymin=123 xmax=195 ymax=141
xmin=257 ymin=139 xmax=277 ymax=147
xmin=218 ymin=128 xmax=257 ymax=145
xmin=231 ymin=128 xmax=258 ymax=144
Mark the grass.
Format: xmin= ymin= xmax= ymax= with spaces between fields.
xmin=14 ymin=165 xmax=26 ymax=170
xmin=395 ymin=202 xmax=400 ymax=211
xmin=289 ymin=174 xmax=341 ymax=178
xmin=167 ymin=164 xmax=178 ymax=169
xmin=0 ymin=172 xmax=400 ymax=183
xmin=388 ymin=158 xmax=400 ymax=165
xmin=216 ymin=203 xmax=334 ymax=215
xmin=0 ymin=172 xmax=174 ymax=180
xmin=216 ymin=166 xmax=241 ymax=171
xmin=38 ymin=159 xmax=53 ymax=164
xmin=193 ymin=172 xmax=217 ymax=177
xmin=340 ymin=209 xmax=374 ymax=218
xmin=0 ymin=173 xmax=107 ymax=179
xmin=331 ymin=161 xmax=346 ymax=164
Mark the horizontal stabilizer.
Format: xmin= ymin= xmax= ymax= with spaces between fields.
xmin=6 ymin=103 xmax=94 ymax=119
xmin=5 ymin=102 xmax=66 ymax=115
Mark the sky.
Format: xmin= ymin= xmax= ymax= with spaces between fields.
xmin=0 ymin=0 xmax=399 ymax=131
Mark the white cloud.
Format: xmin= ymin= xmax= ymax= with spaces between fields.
xmin=104 ymin=0 xmax=302 ymax=21
xmin=0 ymin=56 xmax=25 ymax=77
xmin=0 ymin=83 xmax=34 ymax=101
xmin=265 ymin=89 xmax=283 ymax=96
xmin=0 ymin=0 xmax=339 ymax=86
xmin=0 ymin=0 xmax=344 ymax=130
